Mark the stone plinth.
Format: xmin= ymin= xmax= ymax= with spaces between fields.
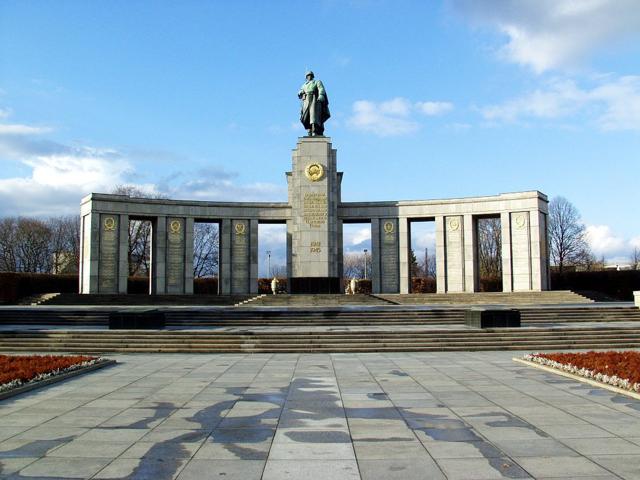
xmin=465 ymin=308 xmax=521 ymax=328
xmin=287 ymin=137 xmax=342 ymax=293
xmin=635 ymin=291 xmax=640 ymax=308
xmin=109 ymin=310 xmax=165 ymax=329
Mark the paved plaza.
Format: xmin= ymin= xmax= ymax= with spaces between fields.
xmin=1 ymin=352 xmax=640 ymax=479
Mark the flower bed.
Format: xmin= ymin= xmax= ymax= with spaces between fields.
xmin=0 ymin=354 xmax=102 ymax=394
xmin=523 ymin=351 xmax=640 ymax=393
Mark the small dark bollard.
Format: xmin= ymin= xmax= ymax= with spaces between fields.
xmin=465 ymin=308 xmax=521 ymax=328
xmin=109 ymin=309 xmax=165 ymax=329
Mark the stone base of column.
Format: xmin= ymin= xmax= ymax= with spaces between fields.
xmin=289 ymin=277 xmax=341 ymax=294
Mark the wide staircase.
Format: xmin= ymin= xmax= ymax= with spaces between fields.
xmin=37 ymin=294 xmax=253 ymax=306
xmin=0 ymin=302 xmax=639 ymax=352
xmin=1 ymin=325 xmax=639 ymax=353
xmin=1 ymin=305 xmax=638 ymax=328
xmin=29 ymin=291 xmax=591 ymax=307
xmin=378 ymin=291 xmax=593 ymax=305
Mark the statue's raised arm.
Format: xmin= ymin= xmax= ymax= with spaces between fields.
xmin=299 ymin=71 xmax=330 ymax=136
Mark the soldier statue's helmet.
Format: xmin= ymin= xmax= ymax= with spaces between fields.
xmin=305 ymin=70 xmax=314 ymax=78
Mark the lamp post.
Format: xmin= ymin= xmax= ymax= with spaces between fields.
xmin=363 ymin=249 xmax=368 ymax=280
xmin=425 ymin=247 xmax=428 ymax=277
xmin=266 ymin=250 xmax=271 ymax=277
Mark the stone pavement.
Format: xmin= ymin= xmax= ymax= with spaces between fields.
xmin=1 ymin=352 xmax=639 ymax=479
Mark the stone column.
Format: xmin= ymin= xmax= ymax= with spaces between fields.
xmin=337 ymin=219 xmax=344 ymax=292
xmin=510 ymin=211 xmax=533 ymax=291
xmin=184 ymin=217 xmax=194 ymax=294
xmin=398 ymin=218 xmax=410 ymax=294
xmin=529 ymin=211 xmax=548 ymax=291
xmin=371 ymin=219 xmax=381 ymax=294
xmin=463 ymin=214 xmax=476 ymax=293
xmin=231 ymin=219 xmax=251 ymax=294
xmin=379 ymin=218 xmax=400 ymax=293
xmin=80 ymin=213 xmax=100 ymax=294
xmin=500 ymin=212 xmax=513 ymax=292
xmin=287 ymin=136 xmax=341 ymax=293
xmin=286 ymin=218 xmax=293 ymax=293
xmin=444 ymin=215 xmax=464 ymax=292
xmin=219 ymin=219 xmax=232 ymax=294
xmin=97 ymin=213 xmax=121 ymax=294
xmin=435 ymin=216 xmax=446 ymax=293
xmin=117 ymin=214 xmax=129 ymax=294
xmin=166 ymin=217 xmax=186 ymax=294
xmin=151 ymin=216 xmax=166 ymax=294
xmin=249 ymin=219 xmax=259 ymax=294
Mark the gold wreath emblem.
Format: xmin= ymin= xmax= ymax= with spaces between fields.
xmin=448 ymin=217 xmax=460 ymax=231
xmin=515 ymin=214 xmax=527 ymax=229
xmin=103 ymin=217 xmax=116 ymax=231
xmin=304 ymin=163 xmax=324 ymax=182
xmin=169 ymin=220 xmax=181 ymax=234
xmin=383 ymin=221 xmax=395 ymax=234
xmin=235 ymin=222 xmax=246 ymax=235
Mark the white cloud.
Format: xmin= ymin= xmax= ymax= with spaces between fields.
xmin=451 ymin=0 xmax=640 ymax=73
xmin=0 ymin=108 xmax=285 ymax=216
xmin=584 ymin=224 xmax=640 ymax=263
xmin=347 ymin=97 xmax=453 ymax=136
xmin=416 ymin=101 xmax=454 ymax=116
xmin=412 ymin=230 xmax=436 ymax=251
xmin=480 ymin=76 xmax=640 ymax=130
xmin=0 ymin=124 xmax=53 ymax=135
xmin=343 ymin=225 xmax=371 ymax=247
xmin=586 ymin=224 xmax=626 ymax=258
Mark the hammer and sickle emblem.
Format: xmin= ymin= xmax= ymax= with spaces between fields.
xmin=103 ymin=217 xmax=116 ymax=231
xmin=235 ymin=223 xmax=246 ymax=235
xmin=169 ymin=220 xmax=181 ymax=234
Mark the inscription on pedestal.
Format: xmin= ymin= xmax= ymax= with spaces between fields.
xmin=99 ymin=215 xmax=118 ymax=292
xmin=303 ymin=193 xmax=328 ymax=227
xmin=167 ymin=218 xmax=184 ymax=290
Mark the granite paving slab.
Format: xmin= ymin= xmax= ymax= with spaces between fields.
xmin=0 ymin=351 xmax=638 ymax=479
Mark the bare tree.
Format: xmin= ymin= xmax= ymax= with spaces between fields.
xmin=631 ymin=247 xmax=640 ymax=270
xmin=49 ymin=215 xmax=80 ymax=274
xmin=15 ymin=218 xmax=53 ymax=273
xmin=0 ymin=217 xmax=18 ymax=272
xmin=477 ymin=217 xmax=502 ymax=279
xmin=271 ymin=265 xmax=287 ymax=277
xmin=193 ymin=223 xmax=219 ymax=277
xmin=343 ymin=252 xmax=366 ymax=279
xmin=548 ymin=196 xmax=590 ymax=273
xmin=112 ymin=185 xmax=165 ymax=277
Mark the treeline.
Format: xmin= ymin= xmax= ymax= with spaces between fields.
xmin=0 ymin=216 xmax=80 ymax=274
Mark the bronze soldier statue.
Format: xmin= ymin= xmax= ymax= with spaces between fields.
xmin=298 ymin=71 xmax=330 ymax=136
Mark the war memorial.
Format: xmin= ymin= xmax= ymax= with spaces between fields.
xmin=79 ymin=72 xmax=550 ymax=297
xmin=2 ymin=73 xmax=640 ymax=480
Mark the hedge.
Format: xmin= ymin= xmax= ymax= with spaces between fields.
xmin=551 ymin=270 xmax=640 ymax=301
xmin=0 ymin=273 xmax=78 ymax=304
xmin=2 ymin=270 xmax=638 ymax=302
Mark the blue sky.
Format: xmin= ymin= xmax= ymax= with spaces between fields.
xmin=1 ymin=0 xmax=639 ymax=270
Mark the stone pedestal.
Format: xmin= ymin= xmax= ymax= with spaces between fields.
xmin=287 ymin=137 xmax=342 ymax=293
